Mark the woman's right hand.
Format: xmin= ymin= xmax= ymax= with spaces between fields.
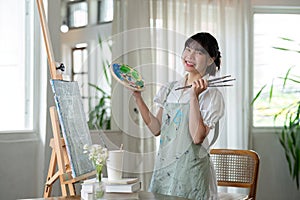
xmin=132 ymin=90 xmax=142 ymax=100
xmin=190 ymin=78 xmax=208 ymax=97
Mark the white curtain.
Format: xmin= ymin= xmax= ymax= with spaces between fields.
xmin=111 ymin=0 xmax=251 ymax=190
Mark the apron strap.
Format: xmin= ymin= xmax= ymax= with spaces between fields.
xmin=163 ymin=81 xmax=177 ymax=104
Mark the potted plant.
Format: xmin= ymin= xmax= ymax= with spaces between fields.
xmin=251 ymin=38 xmax=300 ymax=189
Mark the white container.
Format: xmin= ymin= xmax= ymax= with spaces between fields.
xmin=106 ymin=150 xmax=124 ymax=181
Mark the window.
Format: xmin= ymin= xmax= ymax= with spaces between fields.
xmin=97 ymin=0 xmax=114 ymax=23
xmin=72 ymin=44 xmax=89 ymax=115
xmin=64 ymin=0 xmax=113 ymax=30
xmin=253 ymin=12 xmax=300 ymax=127
xmin=0 ymin=0 xmax=34 ymax=131
xmin=61 ymin=0 xmax=113 ymax=129
xmin=67 ymin=0 xmax=88 ymax=28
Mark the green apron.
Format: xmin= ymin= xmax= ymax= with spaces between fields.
xmin=149 ymin=101 xmax=218 ymax=199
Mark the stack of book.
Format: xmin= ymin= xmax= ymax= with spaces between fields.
xmin=103 ymin=177 xmax=141 ymax=193
xmin=81 ymin=177 xmax=141 ymax=200
xmin=81 ymin=178 xmax=95 ymax=200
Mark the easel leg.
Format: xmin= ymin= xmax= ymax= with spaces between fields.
xmin=68 ymin=183 xmax=76 ymax=196
xmin=60 ymin=177 xmax=68 ymax=196
xmin=44 ymin=148 xmax=57 ymax=198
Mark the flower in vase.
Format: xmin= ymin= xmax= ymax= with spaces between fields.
xmin=83 ymin=144 xmax=108 ymax=182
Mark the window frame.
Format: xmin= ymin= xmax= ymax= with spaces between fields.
xmin=251 ymin=6 xmax=300 ymax=132
xmin=71 ymin=46 xmax=89 ymax=114
xmin=0 ymin=0 xmax=40 ymax=134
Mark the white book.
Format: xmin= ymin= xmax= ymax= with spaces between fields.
xmin=81 ymin=177 xmax=141 ymax=194
xmin=81 ymin=178 xmax=96 ymax=193
xmin=102 ymin=177 xmax=139 ymax=185
xmin=105 ymin=181 xmax=141 ymax=193
xmin=80 ymin=190 xmax=93 ymax=200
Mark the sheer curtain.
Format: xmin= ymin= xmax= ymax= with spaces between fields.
xmin=111 ymin=0 xmax=251 ymax=190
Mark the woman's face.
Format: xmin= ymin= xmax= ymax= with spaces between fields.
xmin=181 ymin=41 xmax=213 ymax=76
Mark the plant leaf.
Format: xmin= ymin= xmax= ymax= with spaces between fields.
xmin=280 ymin=129 xmax=293 ymax=175
xmin=269 ymin=80 xmax=274 ymax=103
xmin=98 ymin=35 xmax=103 ymax=49
xmin=88 ymin=83 xmax=107 ymax=95
xmin=275 ymin=47 xmax=300 ymax=54
xmin=283 ymin=67 xmax=292 ymax=88
xmin=273 ymin=47 xmax=290 ymax=51
xmin=285 ymin=77 xmax=300 ymax=84
xmin=251 ymin=84 xmax=267 ymax=105
xmin=101 ymin=60 xmax=110 ymax=84
xmin=279 ymin=37 xmax=294 ymax=42
xmin=293 ymin=147 xmax=300 ymax=189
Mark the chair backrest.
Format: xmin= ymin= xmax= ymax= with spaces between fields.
xmin=210 ymin=149 xmax=260 ymax=200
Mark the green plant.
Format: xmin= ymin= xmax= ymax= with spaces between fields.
xmin=251 ymin=38 xmax=300 ymax=189
xmin=88 ymin=82 xmax=111 ymax=130
xmin=88 ymin=36 xmax=112 ymax=130
xmin=280 ymin=101 xmax=300 ymax=189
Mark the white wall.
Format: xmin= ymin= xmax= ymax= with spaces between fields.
xmin=253 ymin=132 xmax=300 ymax=199
xmin=0 ymin=133 xmax=39 ymax=200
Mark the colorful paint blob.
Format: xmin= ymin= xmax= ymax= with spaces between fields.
xmin=110 ymin=63 xmax=145 ymax=91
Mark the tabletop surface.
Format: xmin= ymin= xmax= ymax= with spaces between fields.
xmin=18 ymin=191 xmax=188 ymax=200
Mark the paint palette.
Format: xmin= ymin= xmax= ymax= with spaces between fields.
xmin=110 ymin=63 xmax=145 ymax=91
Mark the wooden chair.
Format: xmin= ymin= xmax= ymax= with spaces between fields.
xmin=210 ymin=149 xmax=260 ymax=200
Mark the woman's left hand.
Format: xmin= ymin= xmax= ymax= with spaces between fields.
xmin=190 ymin=78 xmax=208 ymax=97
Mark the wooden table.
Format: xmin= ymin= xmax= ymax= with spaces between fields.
xmin=18 ymin=191 xmax=188 ymax=200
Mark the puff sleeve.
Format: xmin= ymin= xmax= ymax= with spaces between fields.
xmin=199 ymin=88 xmax=225 ymax=129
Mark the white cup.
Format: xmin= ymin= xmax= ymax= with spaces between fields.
xmin=106 ymin=150 xmax=124 ymax=181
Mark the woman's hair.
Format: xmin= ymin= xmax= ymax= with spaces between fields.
xmin=184 ymin=32 xmax=221 ymax=75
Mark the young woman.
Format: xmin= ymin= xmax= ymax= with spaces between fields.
xmin=133 ymin=32 xmax=225 ymax=199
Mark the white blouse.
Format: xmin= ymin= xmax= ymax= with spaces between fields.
xmin=153 ymin=76 xmax=225 ymax=130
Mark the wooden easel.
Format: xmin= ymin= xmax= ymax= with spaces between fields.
xmin=36 ymin=0 xmax=95 ymax=197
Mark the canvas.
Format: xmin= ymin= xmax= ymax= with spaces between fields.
xmin=50 ymin=79 xmax=94 ymax=177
